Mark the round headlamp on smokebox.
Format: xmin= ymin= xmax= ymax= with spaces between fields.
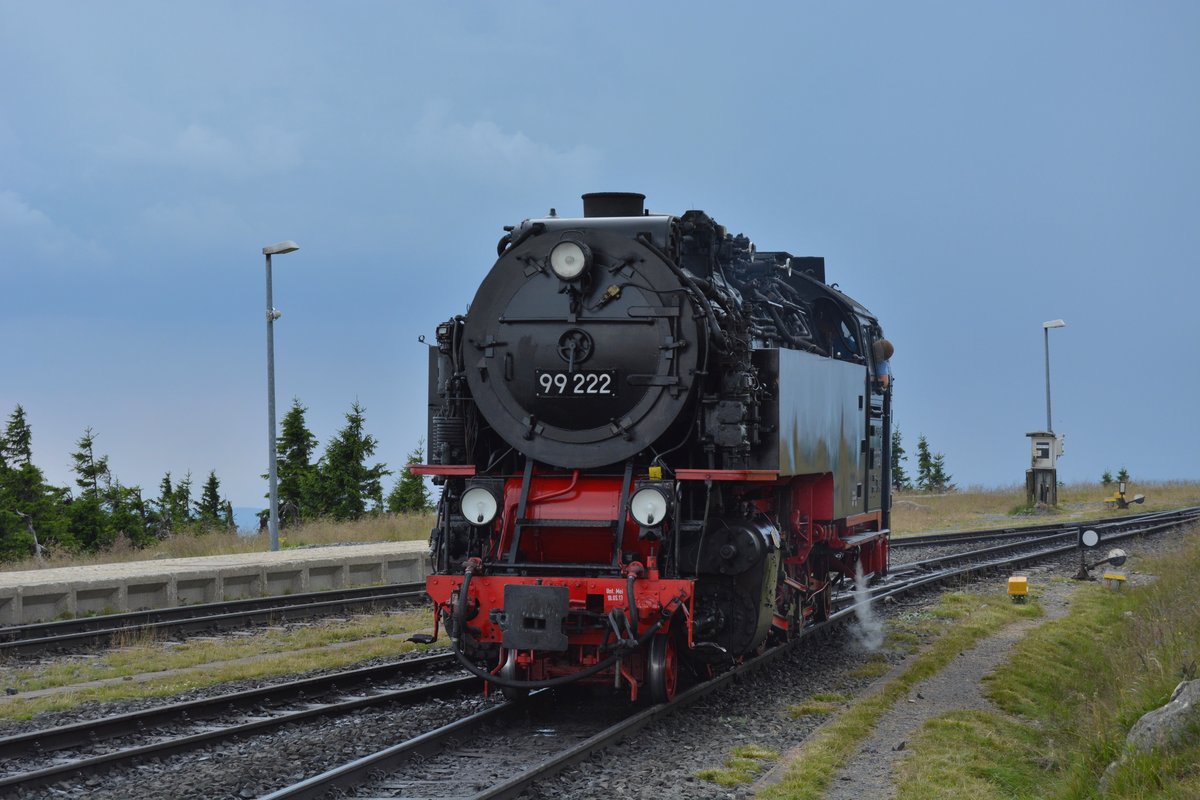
xmin=630 ymin=487 xmax=670 ymax=527
xmin=460 ymin=486 xmax=499 ymax=527
xmin=549 ymin=240 xmax=592 ymax=281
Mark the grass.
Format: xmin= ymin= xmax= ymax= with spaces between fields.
xmin=894 ymin=532 xmax=1200 ymax=800
xmin=789 ymin=693 xmax=848 ymax=718
xmin=696 ymin=744 xmax=779 ymax=786
xmin=890 ymin=480 xmax=1200 ymax=535
xmin=847 ymin=654 xmax=892 ymax=680
xmin=0 ymin=512 xmax=434 ymax=573
xmin=0 ymin=608 xmax=436 ymax=720
xmin=7 ymin=483 xmax=1197 ymax=569
xmin=756 ymin=590 xmax=1042 ymax=800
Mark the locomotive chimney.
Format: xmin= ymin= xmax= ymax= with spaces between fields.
xmin=582 ymin=192 xmax=645 ymax=218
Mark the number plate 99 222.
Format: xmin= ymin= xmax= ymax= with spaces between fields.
xmin=536 ymin=370 xmax=616 ymax=397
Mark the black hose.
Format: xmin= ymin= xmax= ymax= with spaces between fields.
xmin=496 ymin=233 xmax=513 ymax=257
xmin=451 ymin=560 xmax=477 ymax=646
xmin=496 ymin=222 xmax=545 ymax=260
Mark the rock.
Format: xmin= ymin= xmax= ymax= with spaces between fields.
xmin=1100 ymin=679 xmax=1200 ymax=792
xmin=1126 ymin=680 xmax=1200 ymax=753
xmin=894 ymin=740 xmax=906 ymax=751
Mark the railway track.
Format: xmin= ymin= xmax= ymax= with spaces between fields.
xmin=0 ymin=582 xmax=428 ymax=657
xmin=261 ymin=508 xmax=1200 ymax=799
xmin=0 ymin=653 xmax=472 ymax=795
xmin=5 ymin=509 xmax=1194 ymax=798
xmin=888 ymin=508 xmax=1200 ymax=577
xmin=888 ymin=506 xmax=1199 ymax=548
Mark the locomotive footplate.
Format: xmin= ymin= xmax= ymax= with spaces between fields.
xmin=499 ymin=584 xmax=569 ymax=651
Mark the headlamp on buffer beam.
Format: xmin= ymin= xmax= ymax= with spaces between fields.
xmin=630 ymin=482 xmax=673 ymax=539
xmin=460 ymin=485 xmax=500 ymax=527
xmin=549 ymin=239 xmax=592 ymax=281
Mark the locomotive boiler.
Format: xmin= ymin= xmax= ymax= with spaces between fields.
xmin=415 ymin=193 xmax=892 ymax=702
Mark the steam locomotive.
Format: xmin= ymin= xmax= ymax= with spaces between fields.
xmin=415 ymin=193 xmax=891 ymax=702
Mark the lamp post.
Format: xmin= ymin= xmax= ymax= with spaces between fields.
xmin=1042 ymin=319 xmax=1065 ymax=433
xmin=263 ymin=240 xmax=299 ymax=552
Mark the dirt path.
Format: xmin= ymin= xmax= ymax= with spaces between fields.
xmin=755 ymin=577 xmax=1079 ymax=799
xmin=823 ymin=580 xmax=1076 ymax=799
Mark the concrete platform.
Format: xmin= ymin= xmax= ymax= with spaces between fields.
xmin=0 ymin=541 xmax=431 ymax=625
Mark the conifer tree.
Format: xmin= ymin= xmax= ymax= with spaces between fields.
xmin=915 ymin=435 xmax=933 ymax=491
xmin=71 ymin=428 xmax=110 ymax=498
xmin=0 ymin=406 xmax=72 ymax=557
xmin=387 ymin=442 xmax=432 ymax=513
xmin=2 ymin=406 xmax=33 ymax=467
xmin=103 ymin=478 xmax=151 ymax=547
xmin=275 ymin=398 xmax=319 ymax=523
xmin=316 ymin=401 xmax=390 ymax=520
xmin=68 ymin=428 xmax=114 ymax=549
xmin=927 ymin=453 xmax=954 ymax=493
xmin=915 ymin=435 xmax=954 ymax=493
xmin=173 ymin=471 xmax=195 ymax=530
xmin=195 ymin=470 xmax=223 ymax=527
xmin=890 ymin=428 xmax=912 ymax=491
xmin=153 ymin=472 xmax=175 ymax=537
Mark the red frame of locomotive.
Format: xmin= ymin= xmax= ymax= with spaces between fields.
xmin=419 ymin=466 xmax=888 ymax=700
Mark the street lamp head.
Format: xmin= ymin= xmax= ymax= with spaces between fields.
xmin=1043 ymin=319 xmax=1066 ymax=329
xmin=263 ymin=241 xmax=300 ymax=256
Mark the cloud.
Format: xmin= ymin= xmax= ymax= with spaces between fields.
xmin=401 ymin=105 xmax=600 ymax=181
xmin=99 ymin=123 xmax=302 ymax=177
xmin=0 ymin=189 xmax=108 ymax=266
xmin=135 ymin=198 xmax=253 ymax=244
xmin=0 ymin=190 xmax=52 ymax=228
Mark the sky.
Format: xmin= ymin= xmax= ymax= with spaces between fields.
xmin=3 ymin=2 xmax=1198 ymax=515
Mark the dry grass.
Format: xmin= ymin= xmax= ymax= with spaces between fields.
xmin=890 ymin=480 xmax=1200 ymax=535
xmin=0 ymin=608 xmax=437 ymax=719
xmin=7 ymin=481 xmax=1198 ymax=570
xmin=1 ymin=513 xmax=434 ymax=573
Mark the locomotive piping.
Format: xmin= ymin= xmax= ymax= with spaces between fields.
xmin=496 ymin=221 xmax=546 ymax=257
xmin=626 ymin=573 xmax=638 ymax=633
xmin=451 ymin=621 xmax=666 ymax=690
xmin=634 ymin=232 xmax=728 ymax=353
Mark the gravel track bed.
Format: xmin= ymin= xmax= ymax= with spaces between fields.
xmin=2 ymin=525 xmax=1189 ymax=799
xmin=887 ymin=533 xmax=1056 ymax=567
xmin=347 ymin=697 xmax=634 ymax=798
xmin=0 ymin=646 xmax=452 ymax=738
xmin=9 ymin=691 xmax=498 ymax=800
xmin=532 ymin=528 xmax=1191 ymax=800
